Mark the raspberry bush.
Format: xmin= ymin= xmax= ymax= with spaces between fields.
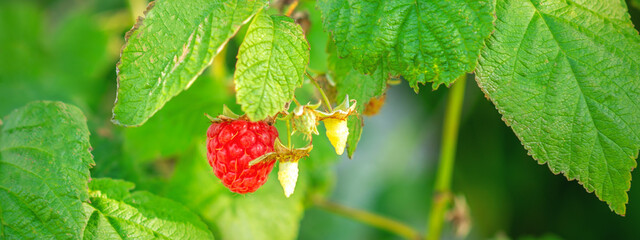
xmin=1 ymin=0 xmax=640 ymax=239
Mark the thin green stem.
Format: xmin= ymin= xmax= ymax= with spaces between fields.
xmin=286 ymin=118 xmax=292 ymax=148
xmin=313 ymin=196 xmax=422 ymax=240
xmin=305 ymin=71 xmax=333 ymax=112
xmin=426 ymin=75 xmax=467 ymax=240
xmin=292 ymin=97 xmax=302 ymax=107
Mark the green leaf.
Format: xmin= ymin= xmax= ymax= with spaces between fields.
xmin=85 ymin=178 xmax=214 ymax=239
xmin=0 ymin=101 xmax=93 ymax=239
xmin=235 ymin=11 xmax=310 ymax=121
xmin=327 ymin=42 xmax=386 ymax=158
xmin=317 ymin=0 xmax=494 ymax=90
xmin=166 ymin=146 xmax=304 ymax=240
xmin=476 ymin=0 xmax=640 ymax=215
xmin=345 ymin=115 xmax=363 ymax=158
xmin=124 ymin=74 xmax=233 ymax=163
xmin=112 ymin=0 xmax=267 ymax=127
xmin=328 ymin=45 xmax=387 ymax=110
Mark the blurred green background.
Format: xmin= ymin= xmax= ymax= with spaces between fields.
xmin=2 ymin=0 xmax=640 ymax=239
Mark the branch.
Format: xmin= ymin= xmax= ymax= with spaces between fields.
xmin=426 ymin=74 xmax=467 ymax=240
xmin=313 ymin=196 xmax=422 ymax=240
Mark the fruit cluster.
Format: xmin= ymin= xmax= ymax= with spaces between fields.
xmin=206 ymin=97 xmax=356 ymax=196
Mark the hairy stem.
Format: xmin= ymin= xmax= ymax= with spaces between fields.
xmin=305 ymin=71 xmax=333 ymax=112
xmin=286 ymin=118 xmax=292 ymax=148
xmin=313 ymin=196 xmax=422 ymax=240
xmin=426 ymin=75 xmax=467 ymax=240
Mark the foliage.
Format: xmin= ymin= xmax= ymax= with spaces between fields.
xmin=326 ymin=42 xmax=386 ymax=157
xmin=112 ymin=0 xmax=267 ymax=126
xmin=476 ymin=0 xmax=640 ymax=215
xmin=0 ymin=101 xmax=213 ymax=239
xmin=235 ymin=10 xmax=310 ymax=121
xmin=0 ymin=101 xmax=93 ymax=239
xmin=2 ymin=0 xmax=640 ymax=239
xmin=317 ymin=0 xmax=494 ymax=90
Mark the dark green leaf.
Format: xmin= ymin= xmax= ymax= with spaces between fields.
xmin=112 ymin=0 xmax=267 ymax=126
xmin=317 ymin=0 xmax=494 ymax=90
xmin=476 ymin=0 xmax=640 ymax=215
xmin=0 ymin=101 xmax=93 ymax=239
xmin=235 ymin=11 xmax=310 ymax=121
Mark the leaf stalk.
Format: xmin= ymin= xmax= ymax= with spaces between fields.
xmin=305 ymin=71 xmax=333 ymax=112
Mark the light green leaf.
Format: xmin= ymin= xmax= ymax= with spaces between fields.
xmin=112 ymin=0 xmax=267 ymax=127
xmin=327 ymin=43 xmax=386 ymax=158
xmin=166 ymin=146 xmax=304 ymax=240
xmin=85 ymin=178 xmax=214 ymax=240
xmin=476 ymin=0 xmax=640 ymax=215
xmin=0 ymin=101 xmax=93 ymax=239
xmin=317 ymin=0 xmax=494 ymax=90
xmin=235 ymin=11 xmax=310 ymax=121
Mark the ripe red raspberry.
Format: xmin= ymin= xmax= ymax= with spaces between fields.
xmin=206 ymin=120 xmax=279 ymax=194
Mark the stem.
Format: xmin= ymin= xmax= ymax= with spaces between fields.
xmin=286 ymin=118 xmax=292 ymax=148
xmin=426 ymin=75 xmax=467 ymax=240
xmin=292 ymin=97 xmax=302 ymax=107
xmin=313 ymin=196 xmax=422 ymax=240
xmin=285 ymin=0 xmax=299 ymax=17
xmin=305 ymin=71 xmax=333 ymax=112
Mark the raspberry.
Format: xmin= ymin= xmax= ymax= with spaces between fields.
xmin=206 ymin=120 xmax=279 ymax=194
xmin=278 ymin=161 xmax=299 ymax=198
xmin=324 ymin=118 xmax=348 ymax=155
xmin=292 ymin=105 xmax=319 ymax=137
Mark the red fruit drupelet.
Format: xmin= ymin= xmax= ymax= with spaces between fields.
xmin=206 ymin=120 xmax=279 ymax=194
